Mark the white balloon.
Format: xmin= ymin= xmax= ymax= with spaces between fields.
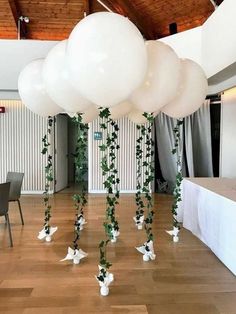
xmin=130 ymin=40 xmax=181 ymax=113
xmin=161 ymin=59 xmax=208 ymax=118
xmin=18 ymin=59 xmax=62 ymax=117
xmin=110 ymin=101 xmax=133 ymax=120
xmin=128 ymin=109 xmax=147 ymax=124
xmin=82 ymin=105 xmax=99 ymax=124
xmin=67 ymin=12 xmax=147 ymax=108
xmin=42 ymin=40 xmax=92 ymax=113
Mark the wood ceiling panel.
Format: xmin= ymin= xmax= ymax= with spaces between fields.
xmin=17 ymin=0 xmax=86 ymax=39
xmin=112 ymin=0 xmax=215 ymax=38
xmin=0 ymin=0 xmax=224 ymax=40
xmin=0 ymin=0 xmax=17 ymax=38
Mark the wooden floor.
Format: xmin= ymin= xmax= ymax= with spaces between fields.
xmin=0 ymin=192 xmax=236 ymax=314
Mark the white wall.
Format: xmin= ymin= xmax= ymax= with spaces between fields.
xmin=159 ymin=0 xmax=236 ymax=80
xmin=0 ymin=100 xmax=49 ymax=193
xmin=220 ymin=87 xmax=236 ymax=178
xmin=202 ymin=0 xmax=236 ymax=78
xmin=208 ymin=74 xmax=236 ymax=95
xmin=0 ymin=39 xmax=58 ymax=90
xmin=159 ymin=0 xmax=236 ymax=92
xmin=159 ymin=27 xmax=202 ymax=67
xmin=88 ymin=116 xmax=147 ymax=193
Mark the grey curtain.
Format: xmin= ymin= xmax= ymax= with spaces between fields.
xmin=184 ymin=99 xmax=213 ymax=177
xmin=154 ymin=112 xmax=184 ymax=191
xmin=154 ymin=100 xmax=213 ymax=191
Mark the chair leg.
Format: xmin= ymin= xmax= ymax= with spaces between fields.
xmin=17 ymin=200 xmax=24 ymax=225
xmin=5 ymin=214 xmax=13 ymax=247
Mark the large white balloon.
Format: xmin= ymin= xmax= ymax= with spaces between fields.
xmin=110 ymin=101 xmax=133 ymax=120
xmin=82 ymin=105 xmax=99 ymax=124
xmin=128 ymin=109 xmax=147 ymax=124
xmin=161 ymin=59 xmax=208 ymax=118
xmin=18 ymin=59 xmax=62 ymax=117
xmin=42 ymin=40 xmax=92 ymax=113
xmin=130 ymin=40 xmax=181 ymax=113
xmin=67 ymin=12 xmax=147 ymax=108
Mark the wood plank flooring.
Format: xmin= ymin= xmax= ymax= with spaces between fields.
xmin=0 ymin=192 xmax=235 ymax=314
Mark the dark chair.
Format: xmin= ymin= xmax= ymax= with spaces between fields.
xmin=0 ymin=182 xmax=13 ymax=247
xmin=6 ymin=172 xmax=24 ymax=225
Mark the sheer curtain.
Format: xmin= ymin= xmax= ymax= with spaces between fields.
xmin=154 ymin=100 xmax=213 ymax=191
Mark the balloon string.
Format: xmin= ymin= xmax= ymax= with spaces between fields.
xmin=96 ymin=0 xmax=113 ymax=12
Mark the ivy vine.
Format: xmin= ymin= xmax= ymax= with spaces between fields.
xmin=135 ymin=113 xmax=155 ymax=242
xmin=135 ymin=124 xmax=145 ymax=225
xmin=99 ymin=108 xmax=120 ymax=241
xmin=96 ymin=107 xmax=120 ymax=277
xmin=171 ymin=119 xmax=183 ymax=229
xmin=96 ymin=240 xmax=112 ymax=282
xmin=71 ymin=113 xmax=88 ymax=251
xmin=41 ymin=116 xmax=54 ymax=235
xmin=143 ymin=113 xmax=155 ymax=242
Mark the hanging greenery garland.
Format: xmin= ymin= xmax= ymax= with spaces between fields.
xmin=134 ymin=114 xmax=155 ymax=230
xmin=99 ymin=108 xmax=120 ymax=243
xmin=72 ymin=113 xmax=89 ymax=248
xmin=61 ymin=113 xmax=88 ymax=264
xmin=135 ymin=113 xmax=156 ymax=261
xmin=143 ymin=112 xmax=155 ymax=241
xmin=96 ymin=108 xmax=120 ymax=296
xmin=96 ymin=239 xmax=113 ymax=296
xmin=38 ymin=116 xmax=58 ymax=242
xmin=167 ymin=119 xmax=183 ymax=242
xmin=134 ymin=124 xmax=145 ymax=229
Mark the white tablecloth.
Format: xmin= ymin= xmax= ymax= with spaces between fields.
xmin=179 ymin=178 xmax=236 ymax=275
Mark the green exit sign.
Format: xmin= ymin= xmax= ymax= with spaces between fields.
xmin=94 ymin=131 xmax=102 ymax=140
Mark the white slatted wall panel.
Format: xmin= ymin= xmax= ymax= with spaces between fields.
xmin=0 ymin=100 xmax=48 ymax=193
xmin=88 ymin=116 xmax=146 ymax=193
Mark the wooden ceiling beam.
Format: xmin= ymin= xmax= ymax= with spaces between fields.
xmin=7 ymin=0 xmax=18 ymax=28
xmin=7 ymin=0 xmax=28 ymax=38
xmin=82 ymin=0 xmax=93 ymax=17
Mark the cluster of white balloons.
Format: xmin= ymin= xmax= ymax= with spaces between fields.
xmin=18 ymin=12 xmax=208 ymax=124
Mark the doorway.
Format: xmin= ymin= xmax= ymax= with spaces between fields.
xmin=54 ymin=114 xmax=68 ymax=192
xmin=54 ymin=114 xmax=89 ymax=193
xmin=67 ymin=115 xmax=88 ymax=192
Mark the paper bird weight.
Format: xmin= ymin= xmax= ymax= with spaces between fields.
xmin=37 ymin=226 xmax=58 ymax=242
xmin=60 ymin=247 xmax=88 ymax=264
xmin=166 ymin=226 xmax=180 ymax=242
xmin=136 ymin=240 xmax=156 ymax=262
xmin=96 ymin=265 xmax=114 ymax=296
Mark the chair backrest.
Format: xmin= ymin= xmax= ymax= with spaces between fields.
xmin=0 ymin=182 xmax=11 ymax=216
xmin=6 ymin=172 xmax=24 ymax=201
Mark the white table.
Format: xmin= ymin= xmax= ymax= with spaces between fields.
xmin=179 ymin=178 xmax=236 ymax=275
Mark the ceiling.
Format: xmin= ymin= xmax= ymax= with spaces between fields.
xmin=0 ymin=0 xmax=224 ymax=41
